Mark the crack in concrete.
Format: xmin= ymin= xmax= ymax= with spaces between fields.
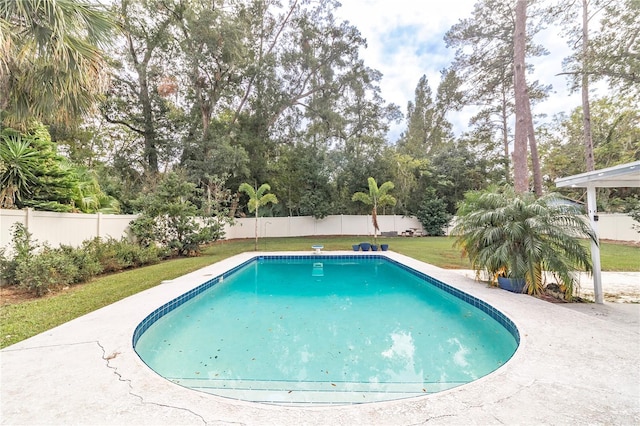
xmin=419 ymin=413 xmax=458 ymax=423
xmin=490 ymin=378 xmax=537 ymax=405
xmin=1 ymin=340 xmax=100 ymax=352
xmin=95 ymin=340 xmax=210 ymax=425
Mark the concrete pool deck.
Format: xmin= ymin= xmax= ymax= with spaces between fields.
xmin=1 ymin=251 xmax=639 ymax=425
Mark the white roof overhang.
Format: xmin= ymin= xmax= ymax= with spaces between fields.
xmin=554 ymin=160 xmax=640 ymax=304
xmin=555 ymin=161 xmax=640 ymax=188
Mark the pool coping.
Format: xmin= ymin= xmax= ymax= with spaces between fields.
xmin=1 ymin=250 xmax=639 ymax=425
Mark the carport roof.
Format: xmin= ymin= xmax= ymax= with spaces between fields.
xmin=555 ymin=160 xmax=640 ymax=188
xmin=554 ymin=160 xmax=640 ymax=304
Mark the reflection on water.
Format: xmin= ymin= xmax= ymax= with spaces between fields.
xmin=382 ymin=331 xmax=415 ymax=360
xmin=380 ymin=331 xmax=424 ymax=384
xmin=449 ymin=337 xmax=470 ymax=367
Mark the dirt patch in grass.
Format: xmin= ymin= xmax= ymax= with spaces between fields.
xmin=0 ymin=287 xmax=41 ymax=306
xmin=600 ymin=239 xmax=640 ymax=247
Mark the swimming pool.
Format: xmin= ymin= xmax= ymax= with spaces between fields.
xmin=133 ymin=255 xmax=519 ymax=405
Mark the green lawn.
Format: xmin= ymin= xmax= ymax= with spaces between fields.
xmin=1 ymin=236 xmax=637 ymax=349
xmin=598 ymin=241 xmax=640 ymax=271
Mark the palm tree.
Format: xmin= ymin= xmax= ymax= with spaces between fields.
xmin=69 ymin=165 xmax=120 ymax=213
xmin=0 ymin=0 xmax=114 ymax=128
xmin=239 ymin=182 xmax=278 ymax=251
xmin=352 ymin=177 xmax=396 ymax=244
xmin=1 ymin=123 xmax=119 ymax=212
xmin=0 ymin=133 xmax=38 ymax=208
xmin=452 ymin=187 xmax=597 ymax=299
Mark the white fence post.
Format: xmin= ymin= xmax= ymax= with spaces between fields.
xmin=97 ymin=212 xmax=103 ymax=239
xmin=26 ymin=208 xmax=33 ymax=230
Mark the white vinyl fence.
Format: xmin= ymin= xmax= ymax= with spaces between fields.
xmin=223 ymin=215 xmax=423 ymax=240
xmin=1 ymin=209 xmax=638 ymax=255
xmin=0 ymin=209 xmax=138 ymax=253
xmin=0 ymin=209 xmax=422 ymax=254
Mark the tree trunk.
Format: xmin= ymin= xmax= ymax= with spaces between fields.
xmin=254 ymin=209 xmax=259 ymax=251
xmin=582 ymin=0 xmax=595 ymax=172
xmin=127 ymin=30 xmax=158 ymax=175
xmin=138 ymin=69 xmax=158 ymax=174
xmin=372 ymin=204 xmax=379 ymax=245
xmin=524 ymin=90 xmax=543 ymax=196
xmin=501 ymin=85 xmax=510 ymax=184
xmin=513 ymin=0 xmax=529 ymax=193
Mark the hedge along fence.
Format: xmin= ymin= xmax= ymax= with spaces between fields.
xmin=1 ymin=209 xmax=637 ymax=255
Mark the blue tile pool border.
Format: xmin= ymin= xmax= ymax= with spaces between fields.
xmin=132 ymin=255 xmax=520 ymax=348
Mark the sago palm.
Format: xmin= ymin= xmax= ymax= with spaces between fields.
xmin=452 ymin=187 xmax=597 ymax=299
xmin=352 ymin=177 xmax=396 ymax=244
xmin=0 ymin=133 xmax=38 ymax=208
xmin=239 ymin=182 xmax=278 ymax=251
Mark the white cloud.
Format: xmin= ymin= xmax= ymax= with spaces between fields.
xmin=335 ymin=0 xmax=477 ymax=141
xmin=334 ymin=0 xmax=601 ymax=143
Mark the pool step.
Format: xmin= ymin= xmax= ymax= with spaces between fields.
xmin=168 ymin=378 xmax=464 ymax=405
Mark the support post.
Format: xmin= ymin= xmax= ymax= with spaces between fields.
xmin=97 ymin=212 xmax=103 ymax=239
xmin=586 ymin=185 xmax=603 ymax=304
xmin=25 ymin=207 xmax=33 ymax=230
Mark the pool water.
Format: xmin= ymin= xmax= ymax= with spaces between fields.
xmin=134 ymin=257 xmax=518 ymax=405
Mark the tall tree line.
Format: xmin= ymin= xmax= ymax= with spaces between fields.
xmin=1 ymin=0 xmax=637 ymax=217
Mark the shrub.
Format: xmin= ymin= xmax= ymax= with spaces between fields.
xmin=416 ymin=196 xmax=452 ymax=236
xmin=130 ymin=172 xmax=227 ymax=256
xmin=108 ymin=238 xmax=150 ymax=269
xmin=0 ymin=223 xmax=38 ymax=285
xmin=631 ymin=210 xmax=640 ymax=233
xmin=1 ymin=230 xmax=168 ymax=296
xmin=621 ymin=196 xmax=640 ymax=233
xmin=80 ymin=237 xmax=168 ymax=273
xmin=59 ymin=244 xmax=103 ymax=283
xmin=134 ymin=243 xmax=168 ymax=266
xmin=128 ymin=216 xmax=156 ymax=248
xmin=80 ymin=237 xmax=124 ymax=273
xmin=15 ymin=246 xmax=78 ymax=296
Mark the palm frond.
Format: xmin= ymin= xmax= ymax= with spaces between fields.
xmin=352 ymin=191 xmax=372 ymax=205
xmin=454 ymin=188 xmax=596 ymax=296
xmin=1 ymin=0 xmax=114 ymax=127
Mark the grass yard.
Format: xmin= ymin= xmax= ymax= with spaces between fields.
xmin=1 ymin=236 xmax=638 ymax=348
xmin=598 ymin=240 xmax=640 ymax=271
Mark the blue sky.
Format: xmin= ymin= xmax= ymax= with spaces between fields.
xmin=334 ymin=0 xmax=609 ymax=144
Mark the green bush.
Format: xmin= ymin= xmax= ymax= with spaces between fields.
xmin=134 ymin=243 xmax=169 ymax=266
xmin=108 ymin=238 xmax=148 ymax=269
xmin=78 ymin=237 xmax=124 ymax=272
xmin=15 ymin=246 xmax=79 ymax=295
xmin=621 ymin=196 xmax=640 ymax=233
xmin=128 ymin=216 xmax=156 ymax=248
xmin=130 ymin=172 xmax=227 ymax=256
xmin=59 ymin=244 xmax=103 ymax=283
xmin=1 ymin=228 xmax=168 ymax=296
xmin=0 ymin=224 xmax=38 ymax=285
xmin=416 ymin=195 xmax=452 ymax=236
xmin=80 ymin=237 xmax=168 ymax=273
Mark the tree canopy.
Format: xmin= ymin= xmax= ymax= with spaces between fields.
xmin=0 ymin=0 xmax=113 ymax=129
xmin=1 ymin=0 xmax=637 ymax=220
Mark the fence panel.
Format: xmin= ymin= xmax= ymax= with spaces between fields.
xmin=597 ymin=213 xmax=638 ymax=242
xmin=0 ymin=209 xmax=139 ymax=254
xmin=2 ymin=209 xmax=637 ymax=255
xmin=1 ymin=210 xmax=26 ymax=248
